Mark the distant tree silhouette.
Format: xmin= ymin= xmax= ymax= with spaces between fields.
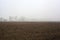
xmin=0 ymin=17 xmax=7 ymax=22
xmin=0 ymin=17 xmax=4 ymax=21
xmin=21 ymin=16 xmax=25 ymax=21
xmin=15 ymin=16 xmax=18 ymax=21
xmin=9 ymin=16 xmax=19 ymax=21
xmin=3 ymin=19 xmax=7 ymax=22
xmin=0 ymin=17 xmax=2 ymax=21
xmin=8 ymin=16 xmax=27 ymax=22
xmin=9 ymin=16 xmax=13 ymax=21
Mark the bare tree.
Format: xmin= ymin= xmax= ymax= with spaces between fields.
xmin=9 ymin=16 xmax=13 ymax=21
xmin=0 ymin=17 xmax=4 ymax=21
xmin=3 ymin=19 xmax=7 ymax=22
xmin=0 ymin=17 xmax=2 ymax=21
xmin=0 ymin=17 xmax=7 ymax=22
xmin=21 ymin=16 xmax=25 ymax=21
xmin=15 ymin=16 xmax=17 ymax=21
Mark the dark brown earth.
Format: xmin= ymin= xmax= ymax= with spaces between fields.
xmin=0 ymin=22 xmax=60 ymax=40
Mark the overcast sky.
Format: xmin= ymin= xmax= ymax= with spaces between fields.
xmin=0 ymin=0 xmax=60 ymax=21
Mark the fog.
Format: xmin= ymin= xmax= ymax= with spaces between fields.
xmin=0 ymin=0 xmax=60 ymax=21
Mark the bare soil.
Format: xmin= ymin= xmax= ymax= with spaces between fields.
xmin=0 ymin=22 xmax=60 ymax=40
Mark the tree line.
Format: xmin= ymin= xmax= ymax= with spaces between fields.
xmin=0 ymin=16 xmax=25 ymax=22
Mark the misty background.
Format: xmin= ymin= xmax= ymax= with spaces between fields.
xmin=0 ymin=0 xmax=60 ymax=21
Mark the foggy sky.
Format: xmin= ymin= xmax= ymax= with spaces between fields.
xmin=0 ymin=0 xmax=60 ymax=21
